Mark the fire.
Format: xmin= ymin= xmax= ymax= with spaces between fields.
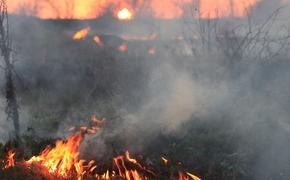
xmin=93 ymin=35 xmax=105 ymax=48
xmin=1 ymin=115 xmax=201 ymax=180
xmin=187 ymin=172 xmax=202 ymax=180
xmin=148 ymin=47 xmax=156 ymax=55
xmin=26 ymin=115 xmax=104 ymax=178
xmin=7 ymin=0 xmax=191 ymax=19
xmin=125 ymin=151 xmax=138 ymax=164
xmin=161 ymin=157 xmax=168 ymax=165
xmin=198 ymin=0 xmax=259 ymax=18
xmin=73 ymin=27 xmax=90 ymax=40
xmin=179 ymin=171 xmax=201 ymax=180
xmin=27 ymin=132 xmax=84 ymax=177
xmin=91 ymin=114 xmax=106 ymax=127
xmin=117 ymin=8 xmax=133 ymax=20
xmin=3 ymin=150 xmax=15 ymax=169
xmin=119 ymin=43 xmax=127 ymax=53
xmin=112 ymin=151 xmax=155 ymax=180
xmin=7 ymin=0 xmax=261 ymax=19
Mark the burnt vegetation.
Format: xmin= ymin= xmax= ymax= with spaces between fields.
xmin=0 ymin=0 xmax=20 ymax=142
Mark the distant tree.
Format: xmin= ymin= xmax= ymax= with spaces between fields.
xmin=187 ymin=6 xmax=290 ymax=65
xmin=0 ymin=0 xmax=20 ymax=141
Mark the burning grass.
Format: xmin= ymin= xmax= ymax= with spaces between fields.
xmin=0 ymin=115 xmax=200 ymax=180
xmin=73 ymin=27 xmax=91 ymax=40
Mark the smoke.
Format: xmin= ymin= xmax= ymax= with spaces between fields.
xmin=1 ymin=0 xmax=290 ymax=178
xmin=110 ymin=2 xmax=290 ymax=178
xmin=121 ymin=59 xmax=229 ymax=137
xmin=0 ymin=97 xmax=11 ymax=142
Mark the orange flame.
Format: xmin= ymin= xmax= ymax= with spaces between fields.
xmin=117 ymin=8 xmax=133 ymax=20
xmin=119 ymin=43 xmax=127 ymax=53
xmin=91 ymin=115 xmax=106 ymax=127
xmin=148 ymin=47 xmax=156 ymax=55
xmin=73 ymin=27 xmax=90 ymax=40
xmin=113 ymin=151 xmax=147 ymax=180
xmin=199 ymin=0 xmax=259 ymax=18
xmin=2 ymin=115 xmax=200 ymax=180
xmin=93 ymin=35 xmax=105 ymax=48
xmin=187 ymin=172 xmax=202 ymax=180
xmin=3 ymin=150 xmax=15 ymax=169
xmin=27 ymin=132 xmax=84 ymax=177
xmin=26 ymin=115 xmax=105 ymax=178
xmin=179 ymin=171 xmax=201 ymax=180
xmin=125 ymin=151 xmax=138 ymax=164
xmin=161 ymin=156 xmax=168 ymax=165
xmin=7 ymin=0 xmax=261 ymax=19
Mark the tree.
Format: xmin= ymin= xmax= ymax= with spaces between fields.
xmin=0 ymin=0 xmax=20 ymax=141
